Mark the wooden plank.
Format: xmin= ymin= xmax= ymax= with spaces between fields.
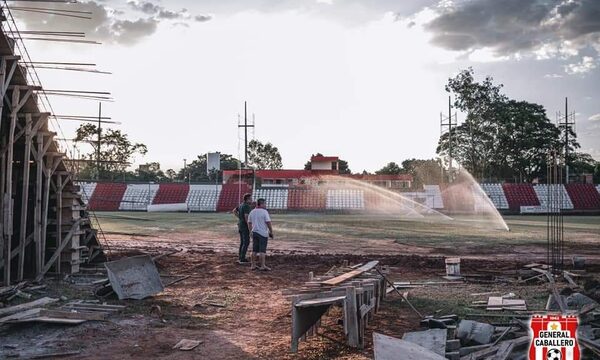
xmin=0 ymin=308 xmax=41 ymax=323
xmin=345 ymin=286 xmax=359 ymax=347
xmin=10 ymin=316 xmax=87 ymax=325
xmin=402 ymin=329 xmax=447 ymax=356
xmin=492 ymin=340 xmax=515 ymax=360
xmin=0 ymin=297 xmax=58 ymax=317
xmin=40 ymin=309 xmax=107 ymax=320
xmin=296 ymin=295 xmax=346 ymax=308
xmin=321 ymin=261 xmax=378 ymax=286
xmin=374 ymin=332 xmax=446 ymax=360
xmin=460 ymin=336 xmax=529 ymax=360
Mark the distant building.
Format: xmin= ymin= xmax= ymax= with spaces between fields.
xmin=222 ymin=154 xmax=413 ymax=190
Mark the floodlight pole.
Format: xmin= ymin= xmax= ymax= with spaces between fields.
xmin=440 ymin=96 xmax=457 ymax=183
xmin=558 ymin=97 xmax=574 ymax=184
xmin=238 ymin=101 xmax=254 ymax=169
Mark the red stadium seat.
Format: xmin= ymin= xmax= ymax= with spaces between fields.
xmin=88 ymin=182 xmax=127 ymax=211
xmin=217 ymin=183 xmax=252 ymax=212
xmin=153 ymin=183 xmax=190 ymax=205
xmin=502 ymin=183 xmax=540 ymax=211
xmin=565 ymin=184 xmax=600 ymax=210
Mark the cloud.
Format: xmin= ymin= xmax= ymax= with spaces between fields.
xmin=12 ymin=0 xmax=158 ymax=45
xmin=128 ymin=1 xmax=193 ymax=21
xmin=589 ymin=113 xmax=600 ymax=121
xmin=424 ymin=0 xmax=600 ymax=62
xmin=195 ymin=14 xmax=213 ymax=22
xmin=128 ymin=1 xmax=160 ymax=15
xmin=544 ymin=73 xmax=563 ymax=78
xmin=564 ymin=56 xmax=597 ymax=74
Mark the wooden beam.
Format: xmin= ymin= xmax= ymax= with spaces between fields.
xmin=321 ymin=261 xmax=379 ymax=286
xmin=17 ymin=115 xmax=32 ymax=280
xmin=34 ymin=133 xmax=44 ymax=275
xmin=56 ymin=175 xmax=63 ymax=274
xmin=0 ymin=233 xmax=34 ymax=270
xmin=35 ymin=218 xmax=82 ymax=282
xmin=3 ymin=87 xmax=20 ymax=286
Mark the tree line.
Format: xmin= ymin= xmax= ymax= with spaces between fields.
xmin=74 ymin=70 xmax=599 ymax=184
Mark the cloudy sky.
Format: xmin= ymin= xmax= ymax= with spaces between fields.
xmin=11 ymin=0 xmax=600 ymax=172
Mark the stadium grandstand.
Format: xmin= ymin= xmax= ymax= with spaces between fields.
xmin=76 ymin=155 xmax=600 ymax=214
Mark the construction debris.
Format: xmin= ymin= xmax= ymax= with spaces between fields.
xmin=373 ymin=332 xmax=446 ymax=360
xmin=485 ymin=296 xmax=527 ymax=311
xmin=104 ymin=255 xmax=164 ymax=300
xmin=0 ymin=297 xmax=58 ymax=318
xmin=457 ymin=320 xmax=495 ymax=345
xmin=173 ymin=339 xmax=203 ymax=351
xmin=288 ymin=260 xmax=386 ymax=353
xmin=402 ymin=329 xmax=447 ymax=356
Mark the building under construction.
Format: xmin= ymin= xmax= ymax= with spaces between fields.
xmin=0 ymin=8 xmax=103 ymax=286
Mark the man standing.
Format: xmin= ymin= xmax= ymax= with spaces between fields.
xmin=248 ymin=198 xmax=273 ymax=271
xmin=232 ymin=193 xmax=252 ymax=264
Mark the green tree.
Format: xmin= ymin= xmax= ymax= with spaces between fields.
xmin=165 ymin=169 xmax=177 ymax=180
xmin=401 ymin=158 xmax=443 ymax=186
xmin=437 ymin=68 xmax=593 ymax=182
xmin=178 ymin=153 xmax=241 ymax=182
xmin=74 ymin=123 xmax=147 ymax=180
xmin=375 ymin=162 xmax=403 ymax=175
xmin=136 ymin=162 xmax=167 ymax=182
xmin=247 ymin=140 xmax=283 ymax=170
xmin=338 ymin=159 xmax=351 ymax=174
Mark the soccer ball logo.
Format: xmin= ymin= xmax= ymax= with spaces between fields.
xmin=547 ymin=348 xmax=562 ymax=360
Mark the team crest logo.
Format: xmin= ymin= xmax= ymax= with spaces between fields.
xmin=529 ymin=315 xmax=580 ymax=360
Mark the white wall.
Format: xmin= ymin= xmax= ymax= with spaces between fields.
xmin=311 ymin=161 xmax=334 ymax=170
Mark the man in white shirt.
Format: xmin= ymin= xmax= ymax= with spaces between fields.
xmin=247 ymin=198 xmax=274 ymax=271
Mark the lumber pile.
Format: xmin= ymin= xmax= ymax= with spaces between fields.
xmin=0 ymin=297 xmax=124 ymax=325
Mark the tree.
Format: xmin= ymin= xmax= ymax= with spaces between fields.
xmin=437 ymin=68 xmax=593 ymax=182
xmin=247 ymin=140 xmax=283 ymax=170
xmin=338 ymin=159 xmax=351 ymax=174
xmin=401 ymin=158 xmax=444 ymax=186
xmin=178 ymin=153 xmax=241 ymax=182
xmin=165 ymin=169 xmax=177 ymax=180
xmin=375 ymin=162 xmax=403 ymax=175
xmin=136 ymin=162 xmax=167 ymax=182
xmin=74 ymin=124 xmax=147 ymax=180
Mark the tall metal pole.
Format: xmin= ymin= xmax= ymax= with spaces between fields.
xmin=183 ymin=158 xmax=187 ymax=183
xmin=97 ymin=102 xmax=101 ymax=181
xmin=564 ymin=97 xmax=569 ymax=184
xmin=448 ymin=96 xmax=453 ymax=177
xmin=244 ymin=101 xmax=248 ymax=168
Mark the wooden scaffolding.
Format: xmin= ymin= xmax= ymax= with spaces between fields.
xmin=0 ymin=15 xmax=104 ymax=286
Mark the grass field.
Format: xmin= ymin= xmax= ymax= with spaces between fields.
xmin=96 ymin=212 xmax=600 ymax=260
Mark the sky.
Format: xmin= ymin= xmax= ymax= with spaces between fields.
xmin=11 ymin=0 xmax=600 ymax=173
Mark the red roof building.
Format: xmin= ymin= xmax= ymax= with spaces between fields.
xmin=222 ymin=155 xmax=413 ymax=189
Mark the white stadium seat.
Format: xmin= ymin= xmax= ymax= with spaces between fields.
xmin=187 ymin=184 xmax=221 ymax=212
xmin=326 ymin=189 xmax=364 ymax=210
xmin=479 ymin=183 xmax=509 ymax=209
xmin=253 ymin=188 xmax=288 ymax=210
xmin=77 ymin=182 xmax=97 ymax=205
xmin=119 ymin=184 xmax=159 ymax=211
xmin=534 ymin=184 xmax=574 ymax=210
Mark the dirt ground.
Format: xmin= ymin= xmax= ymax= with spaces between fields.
xmin=1 ymin=213 xmax=599 ymax=359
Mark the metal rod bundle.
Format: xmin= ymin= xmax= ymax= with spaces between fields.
xmin=546 ymin=150 xmax=564 ymax=275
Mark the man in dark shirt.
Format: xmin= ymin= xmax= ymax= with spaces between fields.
xmin=232 ymin=193 xmax=252 ymax=264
